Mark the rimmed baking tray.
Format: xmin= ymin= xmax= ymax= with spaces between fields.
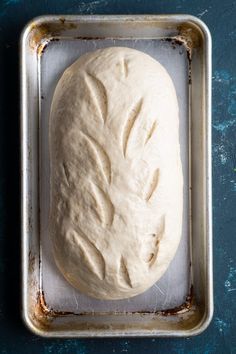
xmin=21 ymin=14 xmax=213 ymax=337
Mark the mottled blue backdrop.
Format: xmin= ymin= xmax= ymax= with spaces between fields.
xmin=0 ymin=0 xmax=235 ymax=353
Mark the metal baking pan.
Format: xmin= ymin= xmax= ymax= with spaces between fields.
xmin=21 ymin=15 xmax=212 ymax=337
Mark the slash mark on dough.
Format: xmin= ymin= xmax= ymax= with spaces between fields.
xmin=143 ymin=216 xmax=165 ymax=268
xmin=84 ymin=72 xmax=108 ymax=123
xmin=144 ymin=168 xmax=160 ymax=201
xmin=69 ymin=227 xmax=106 ymax=280
xmin=80 ymin=131 xmax=111 ymax=185
xmin=122 ymin=58 xmax=129 ymax=77
xmin=144 ymin=121 xmax=157 ymax=145
xmin=90 ymin=182 xmax=114 ymax=228
xmin=62 ymin=162 xmax=70 ymax=186
xmin=119 ymin=256 xmax=132 ymax=288
xmin=122 ymin=98 xmax=143 ymax=157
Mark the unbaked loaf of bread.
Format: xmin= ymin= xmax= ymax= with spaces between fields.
xmin=49 ymin=47 xmax=183 ymax=300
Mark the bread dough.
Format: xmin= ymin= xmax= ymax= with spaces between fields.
xmin=49 ymin=47 xmax=183 ymax=300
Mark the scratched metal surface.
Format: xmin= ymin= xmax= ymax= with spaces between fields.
xmin=40 ymin=38 xmax=189 ymax=313
xmin=0 ymin=0 xmax=236 ymax=353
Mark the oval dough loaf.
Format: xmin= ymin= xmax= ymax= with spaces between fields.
xmin=50 ymin=47 xmax=183 ymax=300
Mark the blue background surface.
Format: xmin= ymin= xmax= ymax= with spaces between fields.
xmin=0 ymin=0 xmax=235 ymax=353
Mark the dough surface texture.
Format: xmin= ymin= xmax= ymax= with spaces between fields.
xmin=50 ymin=47 xmax=183 ymax=300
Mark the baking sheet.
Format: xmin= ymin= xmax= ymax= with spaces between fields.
xmin=39 ymin=38 xmax=190 ymax=313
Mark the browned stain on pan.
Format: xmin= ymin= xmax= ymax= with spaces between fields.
xmin=37 ymin=291 xmax=74 ymax=317
xmin=161 ymin=285 xmax=194 ymax=316
xmin=37 ymin=37 xmax=61 ymax=55
xmin=30 ymin=286 xmax=198 ymax=333
xmin=37 ymin=40 xmax=49 ymax=56
xmin=28 ymin=19 xmax=77 ymax=53
xmin=28 ymin=251 xmax=35 ymax=273
xmin=59 ymin=17 xmax=66 ymax=25
xmin=135 ymin=284 xmax=194 ymax=316
xmin=31 ymin=291 xmax=74 ymax=330
xmin=175 ymin=22 xmax=204 ymax=64
xmin=163 ymin=36 xmax=192 ymax=84
xmin=74 ymin=36 xmax=104 ymax=40
xmin=33 ymin=285 xmax=193 ymax=323
xmin=178 ymin=23 xmax=203 ymax=49
xmin=32 ymin=291 xmax=52 ymax=330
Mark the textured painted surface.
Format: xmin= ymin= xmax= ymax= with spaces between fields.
xmin=0 ymin=0 xmax=235 ymax=353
